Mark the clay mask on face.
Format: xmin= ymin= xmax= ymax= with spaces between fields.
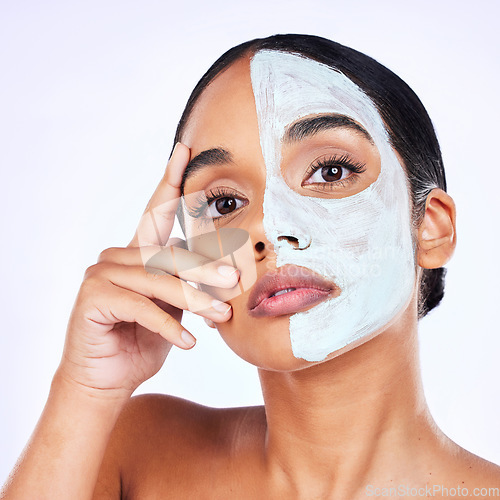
xmin=249 ymin=50 xmax=417 ymax=362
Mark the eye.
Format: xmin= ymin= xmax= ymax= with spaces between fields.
xmin=185 ymin=186 xmax=248 ymax=223
xmin=302 ymin=154 xmax=366 ymax=188
xmin=207 ymin=196 xmax=245 ymax=217
xmin=306 ymin=164 xmax=349 ymax=183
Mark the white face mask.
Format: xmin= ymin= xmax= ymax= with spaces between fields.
xmin=249 ymin=50 xmax=417 ymax=362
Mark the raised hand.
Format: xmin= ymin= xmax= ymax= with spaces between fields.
xmin=56 ymin=143 xmax=239 ymax=399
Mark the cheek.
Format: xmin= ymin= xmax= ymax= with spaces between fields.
xmin=259 ymin=164 xmax=416 ymax=362
xmin=260 ymin=171 xmax=389 ymax=271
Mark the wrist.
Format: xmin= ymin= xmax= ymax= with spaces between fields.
xmin=52 ymin=366 xmax=133 ymax=410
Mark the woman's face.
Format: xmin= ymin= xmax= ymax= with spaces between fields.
xmin=180 ymin=52 xmax=418 ymax=371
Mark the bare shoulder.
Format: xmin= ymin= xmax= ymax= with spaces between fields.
xmin=431 ymin=437 xmax=500 ymax=495
xmin=93 ymin=393 xmax=265 ymax=499
xmin=453 ymin=446 xmax=500 ymax=482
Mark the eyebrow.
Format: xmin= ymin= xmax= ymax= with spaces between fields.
xmin=180 ymin=147 xmax=233 ymax=194
xmin=180 ymin=115 xmax=372 ymax=194
xmin=284 ymin=114 xmax=374 ymax=144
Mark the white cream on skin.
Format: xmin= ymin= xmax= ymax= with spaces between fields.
xmin=249 ymin=50 xmax=417 ymax=362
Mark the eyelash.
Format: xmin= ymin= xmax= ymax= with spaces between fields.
xmin=186 ymin=154 xmax=367 ymax=223
xmin=302 ymin=154 xmax=367 ymax=190
xmin=185 ymin=186 xmax=247 ymax=224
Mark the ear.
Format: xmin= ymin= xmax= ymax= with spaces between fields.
xmin=417 ymin=188 xmax=457 ymax=269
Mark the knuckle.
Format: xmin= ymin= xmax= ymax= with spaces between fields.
xmin=182 ymin=284 xmax=200 ymax=307
xmin=145 ymin=267 xmax=170 ymax=282
xmin=133 ymin=295 xmax=151 ymax=310
xmin=83 ymin=263 xmax=101 ymax=280
xmin=84 ymin=261 xmax=115 ymax=281
xmin=97 ymin=247 xmax=119 ymax=263
xmin=78 ymin=275 xmax=107 ymax=303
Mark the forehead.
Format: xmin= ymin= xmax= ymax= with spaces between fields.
xmin=249 ymin=50 xmax=388 ymax=159
xmin=181 ymin=51 xmax=386 ymax=151
xmin=180 ymin=56 xmax=261 ymax=159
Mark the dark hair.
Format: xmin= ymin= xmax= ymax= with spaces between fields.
xmin=173 ymin=34 xmax=447 ymax=319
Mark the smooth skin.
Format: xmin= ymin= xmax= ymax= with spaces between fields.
xmin=2 ymin=56 xmax=499 ymax=500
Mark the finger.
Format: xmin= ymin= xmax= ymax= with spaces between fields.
xmin=97 ymin=244 xmax=240 ymax=289
xmin=128 ymin=143 xmax=190 ymax=248
xmin=98 ymin=238 xmax=186 ymax=265
xmin=204 ymin=318 xmax=216 ymax=329
xmin=97 ymin=262 xmax=233 ymax=322
xmin=147 ymin=244 xmax=240 ymax=288
xmin=84 ymin=283 xmax=196 ymax=349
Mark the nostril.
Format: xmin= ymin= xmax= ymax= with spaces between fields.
xmin=255 ymin=241 xmax=265 ymax=252
xmin=276 ymin=235 xmax=311 ymax=250
xmin=277 ymin=236 xmax=299 ymax=248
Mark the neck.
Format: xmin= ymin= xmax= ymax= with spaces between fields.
xmin=257 ymin=309 xmax=437 ymax=497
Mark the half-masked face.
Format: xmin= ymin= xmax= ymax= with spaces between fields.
xmin=252 ymin=51 xmax=416 ymax=362
xmin=182 ymin=51 xmax=417 ymax=366
xmin=251 ymin=51 xmax=415 ymax=361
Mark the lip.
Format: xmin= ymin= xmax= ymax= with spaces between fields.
xmin=247 ymin=264 xmax=339 ymax=318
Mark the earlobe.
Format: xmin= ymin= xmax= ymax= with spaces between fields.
xmin=417 ymin=188 xmax=457 ymax=269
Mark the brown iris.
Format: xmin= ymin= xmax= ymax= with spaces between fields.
xmin=321 ymin=165 xmax=342 ymax=182
xmin=215 ymin=197 xmax=237 ymax=214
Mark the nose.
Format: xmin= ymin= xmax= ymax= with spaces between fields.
xmin=244 ymin=201 xmax=273 ymax=261
xmin=254 ymin=233 xmax=312 ymax=259
xmin=246 ymin=195 xmax=312 ymax=258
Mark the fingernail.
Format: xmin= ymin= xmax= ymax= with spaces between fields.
xmin=204 ymin=318 xmax=216 ymax=328
xmin=180 ymin=330 xmax=196 ymax=348
xmin=217 ymin=265 xmax=238 ymax=278
xmin=211 ymin=299 xmax=231 ymax=315
xmin=168 ymin=143 xmax=179 ymax=163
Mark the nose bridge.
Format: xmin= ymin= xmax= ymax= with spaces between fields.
xmin=250 ymin=51 xmax=315 ymax=256
xmin=262 ymin=173 xmax=313 ymax=252
xmin=241 ymin=188 xmax=274 ymax=256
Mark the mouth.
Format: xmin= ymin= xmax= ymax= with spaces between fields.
xmin=247 ymin=264 xmax=339 ymax=318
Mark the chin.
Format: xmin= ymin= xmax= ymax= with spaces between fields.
xmin=214 ymin=297 xmax=416 ymax=373
xmin=214 ymin=312 xmax=369 ymax=372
